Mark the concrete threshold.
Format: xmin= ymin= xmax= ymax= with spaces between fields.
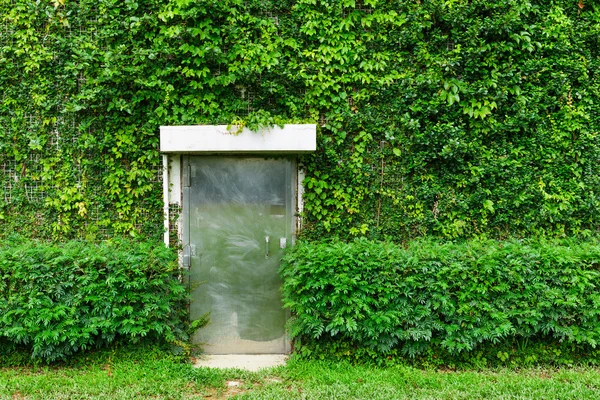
xmin=193 ymin=354 xmax=287 ymax=371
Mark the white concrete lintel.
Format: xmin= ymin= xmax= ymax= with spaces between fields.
xmin=160 ymin=124 xmax=316 ymax=153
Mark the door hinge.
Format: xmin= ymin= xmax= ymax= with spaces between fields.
xmin=182 ymin=245 xmax=191 ymax=268
xmin=183 ymin=165 xmax=191 ymax=187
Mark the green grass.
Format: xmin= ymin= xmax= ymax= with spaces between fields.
xmin=2 ymin=347 xmax=600 ymax=399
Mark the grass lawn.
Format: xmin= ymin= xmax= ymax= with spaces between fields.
xmin=1 ymin=348 xmax=600 ymax=399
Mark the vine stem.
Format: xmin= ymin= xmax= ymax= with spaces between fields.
xmin=376 ymin=141 xmax=386 ymax=228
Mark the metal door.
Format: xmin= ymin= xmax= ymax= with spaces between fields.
xmin=183 ymin=156 xmax=294 ymax=354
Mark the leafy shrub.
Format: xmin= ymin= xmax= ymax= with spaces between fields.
xmin=0 ymin=238 xmax=198 ymax=362
xmin=281 ymin=238 xmax=600 ymax=364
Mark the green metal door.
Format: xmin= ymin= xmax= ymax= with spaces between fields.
xmin=183 ymin=156 xmax=294 ymax=354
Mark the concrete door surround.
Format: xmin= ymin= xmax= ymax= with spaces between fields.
xmin=159 ymin=124 xmax=317 ymax=247
xmin=160 ymin=124 xmax=317 ymax=154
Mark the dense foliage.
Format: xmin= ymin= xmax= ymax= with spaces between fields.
xmin=281 ymin=238 xmax=600 ymax=363
xmin=1 ymin=0 xmax=599 ymax=240
xmin=0 ymin=239 xmax=198 ymax=362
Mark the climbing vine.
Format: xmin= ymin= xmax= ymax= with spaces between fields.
xmin=1 ymin=0 xmax=599 ymax=241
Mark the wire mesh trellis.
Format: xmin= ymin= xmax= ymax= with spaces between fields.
xmin=1 ymin=109 xmax=84 ymax=205
xmin=1 ymin=159 xmax=18 ymax=204
xmin=0 ymin=2 xmax=166 ymax=241
xmin=342 ymin=0 xmax=373 ymax=17
xmin=152 ymin=162 xmax=164 ymax=183
xmin=246 ymin=90 xmax=257 ymax=114
xmin=260 ymin=6 xmax=279 ymax=27
xmin=0 ymin=23 xmax=14 ymax=47
xmin=24 ymin=154 xmax=46 ymax=203
xmin=237 ymin=87 xmax=258 ymax=116
xmin=85 ymin=202 xmax=114 ymax=240
xmin=169 ymin=202 xmax=181 ymax=247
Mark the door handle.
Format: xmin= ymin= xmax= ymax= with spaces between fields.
xmin=265 ymin=236 xmax=270 ymax=259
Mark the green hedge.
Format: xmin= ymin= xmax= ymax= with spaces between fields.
xmin=0 ymin=239 xmax=194 ymax=362
xmin=281 ymin=238 xmax=600 ymax=363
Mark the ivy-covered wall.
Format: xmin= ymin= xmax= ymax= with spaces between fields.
xmin=1 ymin=0 xmax=599 ymax=241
